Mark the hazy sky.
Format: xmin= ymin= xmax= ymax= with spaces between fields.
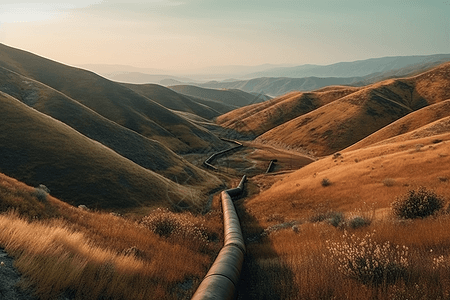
xmin=0 ymin=0 xmax=449 ymax=72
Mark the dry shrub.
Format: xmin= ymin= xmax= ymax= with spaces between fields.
xmin=321 ymin=177 xmax=332 ymax=187
xmin=327 ymin=231 xmax=409 ymax=286
xmin=310 ymin=210 xmax=344 ymax=227
xmin=347 ymin=215 xmax=371 ymax=229
xmin=139 ymin=208 xmax=214 ymax=246
xmin=391 ymin=187 xmax=445 ymax=219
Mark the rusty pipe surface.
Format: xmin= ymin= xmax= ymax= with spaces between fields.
xmin=191 ymin=175 xmax=246 ymax=300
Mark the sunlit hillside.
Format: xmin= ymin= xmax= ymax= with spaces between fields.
xmin=0 ymin=172 xmax=223 ymax=300
xmin=217 ymin=86 xmax=361 ymax=138
xmin=235 ymin=118 xmax=450 ymax=299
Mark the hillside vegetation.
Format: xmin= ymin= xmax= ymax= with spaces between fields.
xmin=0 ymin=43 xmax=227 ymax=154
xmin=0 ymin=92 xmax=221 ymax=210
xmin=0 ymin=172 xmax=223 ymax=300
xmin=236 ymin=119 xmax=450 ymax=299
xmin=219 ymin=62 xmax=450 ymax=156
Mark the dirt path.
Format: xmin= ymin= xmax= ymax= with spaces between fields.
xmin=0 ymin=248 xmax=38 ymax=300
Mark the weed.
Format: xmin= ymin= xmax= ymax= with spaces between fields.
xmin=391 ymin=187 xmax=445 ymax=219
xmin=327 ymin=231 xmax=409 ymax=286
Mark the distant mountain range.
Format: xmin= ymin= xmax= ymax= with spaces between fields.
xmin=243 ymin=54 xmax=450 ymax=78
xmin=86 ymin=54 xmax=450 ymax=97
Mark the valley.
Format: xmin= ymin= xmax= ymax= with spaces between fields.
xmin=1 ymin=44 xmax=450 ymax=299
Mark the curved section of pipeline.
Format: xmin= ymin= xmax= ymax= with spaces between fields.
xmin=203 ymin=139 xmax=243 ymax=170
xmin=191 ymin=175 xmax=247 ymax=300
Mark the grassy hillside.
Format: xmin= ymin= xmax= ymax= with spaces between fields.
xmin=0 ymin=67 xmax=215 ymax=185
xmin=0 ymin=92 xmax=221 ymax=210
xmin=169 ymin=85 xmax=267 ymax=107
xmin=213 ymin=63 xmax=450 ymax=156
xmin=122 ymin=83 xmax=221 ymax=120
xmin=0 ymin=172 xmax=224 ymax=299
xmin=235 ymin=116 xmax=450 ymax=299
xmin=0 ymin=43 xmax=226 ymax=153
xmin=217 ymin=86 xmax=361 ymax=138
xmin=346 ymin=99 xmax=450 ymax=151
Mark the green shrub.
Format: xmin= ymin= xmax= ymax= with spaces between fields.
xmin=391 ymin=187 xmax=445 ymax=219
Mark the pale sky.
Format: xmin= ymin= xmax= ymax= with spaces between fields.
xmin=0 ymin=0 xmax=449 ymax=73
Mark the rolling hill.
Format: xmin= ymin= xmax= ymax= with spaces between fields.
xmin=0 ymin=43 xmax=226 ymax=154
xmin=242 ymin=121 xmax=450 ymax=231
xmin=218 ymin=62 xmax=450 ymax=156
xmin=217 ymin=86 xmax=362 ymax=138
xmin=195 ymin=76 xmax=364 ymax=98
xmin=169 ymin=85 xmax=270 ymax=107
xmin=121 ymin=83 xmax=223 ymax=120
xmin=0 ymin=91 xmax=213 ymax=210
xmin=345 ymin=100 xmax=450 ymax=151
xmin=0 ymin=67 xmax=215 ymax=185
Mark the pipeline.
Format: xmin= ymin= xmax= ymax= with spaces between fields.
xmin=265 ymin=159 xmax=277 ymax=174
xmin=203 ymin=139 xmax=243 ymax=170
xmin=191 ymin=175 xmax=247 ymax=300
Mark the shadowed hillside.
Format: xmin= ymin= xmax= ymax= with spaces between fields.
xmin=0 ymin=92 xmax=219 ymax=210
xmin=122 ymin=83 xmax=222 ymax=120
xmin=169 ymin=85 xmax=268 ymax=107
xmin=0 ymin=43 xmax=226 ymax=153
xmin=0 ymin=67 xmax=215 ymax=185
xmin=198 ymin=76 xmax=363 ymax=98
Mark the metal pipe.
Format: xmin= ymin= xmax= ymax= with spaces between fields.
xmin=191 ymin=175 xmax=246 ymax=300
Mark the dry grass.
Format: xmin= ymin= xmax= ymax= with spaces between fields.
xmin=239 ymin=213 xmax=450 ymax=299
xmin=236 ymin=130 xmax=450 ymax=299
xmin=0 ymin=173 xmax=223 ymax=300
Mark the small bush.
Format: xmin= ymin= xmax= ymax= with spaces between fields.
xmin=327 ymin=232 xmax=409 ymax=286
xmin=321 ymin=178 xmax=332 ymax=187
xmin=34 ymin=185 xmax=50 ymax=202
xmin=327 ymin=211 xmax=344 ymax=227
xmin=348 ymin=216 xmax=371 ymax=229
xmin=140 ymin=208 xmax=208 ymax=242
xmin=391 ymin=187 xmax=445 ymax=219
xmin=310 ymin=210 xmax=344 ymax=227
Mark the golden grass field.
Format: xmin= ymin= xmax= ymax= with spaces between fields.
xmin=233 ymin=117 xmax=450 ymax=299
xmin=0 ymin=172 xmax=224 ymax=300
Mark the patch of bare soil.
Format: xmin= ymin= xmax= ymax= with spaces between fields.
xmin=0 ymin=248 xmax=38 ymax=300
